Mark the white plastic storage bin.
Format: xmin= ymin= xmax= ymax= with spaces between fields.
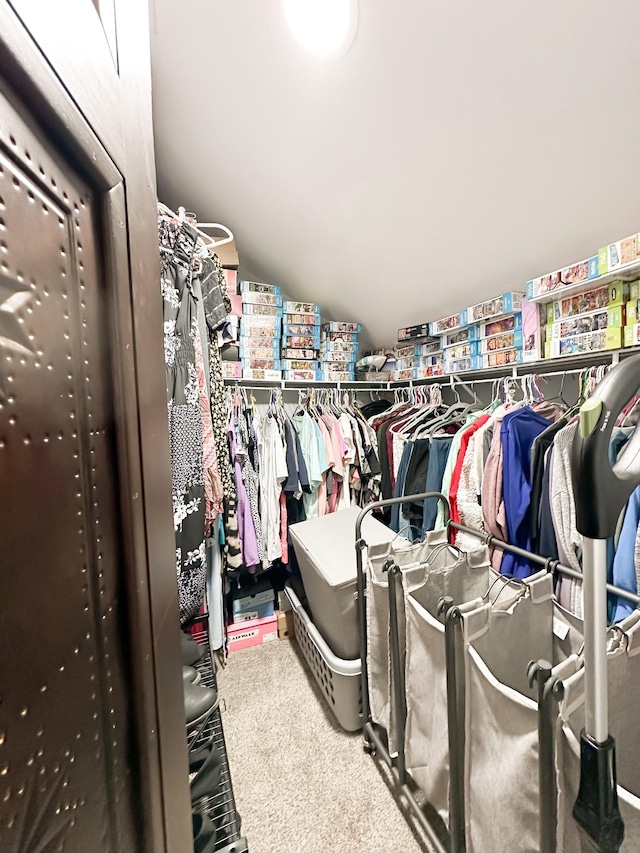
xmin=285 ymin=584 xmax=362 ymax=732
xmin=289 ymin=505 xmax=395 ymax=659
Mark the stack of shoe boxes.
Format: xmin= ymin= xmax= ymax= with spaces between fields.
xmin=281 ymin=301 xmax=322 ymax=380
xmin=320 ymin=322 xmax=361 ymax=381
xmin=239 ymin=281 xmax=283 ymax=381
xmin=227 ymin=577 xmax=278 ymax=652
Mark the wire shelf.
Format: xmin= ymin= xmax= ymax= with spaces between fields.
xmin=189 ymin=629 xmax=248 ymax=853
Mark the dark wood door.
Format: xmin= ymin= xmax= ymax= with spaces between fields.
xmin=0 ymin=2 xmax=191 ymax=851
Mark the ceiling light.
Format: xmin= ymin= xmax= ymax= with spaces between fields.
xmin=283 ymin=0 xmax=358 ymax=59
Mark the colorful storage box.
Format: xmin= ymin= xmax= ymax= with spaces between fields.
xmin=483 ymin=349 xmax=522 ymax=368
xmin=415 ymin=340 xmax=444 ymax=355
xmin=320 ymin=370 xmax=355 ymax=382
xmin=321 ymin=331 xmax=359 ymax=342
xmin=441 ymin=326 xmax=481 ymax=347
xmin=560 ymin=260 xmax=590 ymax=285
xmin=239 ymin=347 xmax=282 ymax=361
xmin=281 ymin=359 xmax=320 ymax=371
xmin=281 ymin=348 xmax=318 ymax=360
xmin=240 ymin=280 xmax=281 ymax=295
xmin=284 ymin=301 xmax=321 ymax=314
xmin=546 ymin=328 xmax=622 ymax=359
xmin=242 ymin=303 xmax=283 ymax=317
xmin=283 ymin=369 xmax=320 ymax=381
xmin=221 ymin=361 xmax=242 ymax=379
xmin=322 ymin=321 xmax=362 ymax=334
xmin=414 ymin=363 xmax=444 ymax=378
xmin=479 ymin=329 xmax=523 ymax=354
xmin=283 ymin=323 xmax=321 ymax=338
xmin=443 ymin=342 xmax=481 ymax=360
xmin=397 ymin=323 xmax=431 ymax=341
xmin=526 ymin=271 xmax=562 ymax=300
xmin=284 ymin=313 xmax=321 ymax=325
xmin=430 ymin=310 xmax=468 ymax=336
xmin=241 ymin=291 xmax=282 ymax=307
xmin=319 ymin=351 xmax=356 ymax=364
xmin=396 ymin=357 xmax=417 ymax=370
xmin=443 ymin=355 xmax=482 ymax=373
xmin=467 ymin=292 xmax=524 ymax=323
xmin=241 ymin=358 xmax=281 ymax=370
xmin=546 ymin=285 xmax=611 ymax=322
xmin=241 ymin=369 xmax=282 ymax=381
xmin=320 ymin=340 xmax=359 ymax=353
xmin=284 ymin=335 xmax=320 ymax=349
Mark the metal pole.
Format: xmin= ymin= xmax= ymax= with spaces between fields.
xmin=448 ymin=520 xmax=640 ymax=605
xmin=582 ymin=538 xmax=609 ymax=744
xmin=387 ymin=564 xmax=407 ymax=784
xmin=355 ymin=534 xmax=371 ymax=732
xmin=528 ymin=659 xmax=559 ymax=853
xmin=444 ymin=604 xmax=466 ymax=853
xmin=355 ymin=492 xmax=450 ymax=737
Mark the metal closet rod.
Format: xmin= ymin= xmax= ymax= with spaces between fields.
xmin=447 ymin=366 xmax=596 ymax=386
xmin=223 ymin=380 xmax=388 ymax=391
xmin=448 ymin=520 xmax=640 ymax=605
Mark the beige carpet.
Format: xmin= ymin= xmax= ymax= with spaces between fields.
xmin=218 ymin=637 xmax=434 ymax=853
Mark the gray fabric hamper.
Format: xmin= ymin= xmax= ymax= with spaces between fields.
xmin=290 ymin=506 xmax=396 ymax=660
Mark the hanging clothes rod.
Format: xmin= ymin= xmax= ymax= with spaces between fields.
xmin=448 ymin=520 xmax=640 ymax=605
xmin=223 ymin=379 xmax=391 ymax=391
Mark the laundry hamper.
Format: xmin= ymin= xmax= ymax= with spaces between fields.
xmin=401 ymin=543 xmax=493 ymax=820
xmin=290 ymin=506 xmax=395 ymax=660
xmin=285 ymin=584 xmax=362 ymax=732
xmin=461 ymin=572 xmax=584 ymax=853
xmin=557 ymin=609 xmax=640 ymax=853
xmin=366 ymin=530 xmax=447 ymax=750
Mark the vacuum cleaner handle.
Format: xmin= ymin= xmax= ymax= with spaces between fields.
xmin=571 ymin=355 xmax=640 ymax=539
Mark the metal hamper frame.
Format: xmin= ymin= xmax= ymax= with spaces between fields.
xmin=355 ymin=492 xmax=640 ymax=853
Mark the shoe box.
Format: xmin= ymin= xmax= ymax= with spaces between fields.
xmin=227 ymin=613 xmax=278 ymax=652
xmin=230 ymin=576 xmax=275 ymax=623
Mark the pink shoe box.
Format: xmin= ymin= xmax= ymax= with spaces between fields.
xmin=227 ymin=613 xmax=278 ymax=652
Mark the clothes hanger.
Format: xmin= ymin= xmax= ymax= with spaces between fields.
xmin=419 ymin=379 xmax=478 ymax=439
xmin=195 ymin=221 xmax=234 ymax=248
xmin=395 ymin=387 xmax=440 ymax=437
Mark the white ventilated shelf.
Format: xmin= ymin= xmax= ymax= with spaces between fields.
xmin=221 ymin=343 xmax=640 ymax=392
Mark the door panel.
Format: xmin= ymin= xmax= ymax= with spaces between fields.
xmin=0 ymin=82 xmax=138 ymax=851
xmin=0 ymin=1 xmax=192 ymax=850
xmin=8 ymin=0 xmax=124 ymax=167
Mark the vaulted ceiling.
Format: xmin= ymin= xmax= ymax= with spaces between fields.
xmin=150 ymin=0 xmax=640 ymax=347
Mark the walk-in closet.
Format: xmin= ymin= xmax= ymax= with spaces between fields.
xmin=1 ymin=2 xmax=640 ymax=852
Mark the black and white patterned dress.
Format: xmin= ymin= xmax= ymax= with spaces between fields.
xmin=160 ymin=220 xmax=207 ymax=623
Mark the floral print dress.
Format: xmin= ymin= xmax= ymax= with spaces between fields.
xmin=161 ymin=221 xmax=208 ymax=623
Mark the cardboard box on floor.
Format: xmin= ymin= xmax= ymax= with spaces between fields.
xmin=277 ymin=610 xmax=294 ymax=639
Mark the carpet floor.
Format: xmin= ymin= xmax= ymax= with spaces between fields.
xmin=218 ymin=637 xmax=435 ymax=853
